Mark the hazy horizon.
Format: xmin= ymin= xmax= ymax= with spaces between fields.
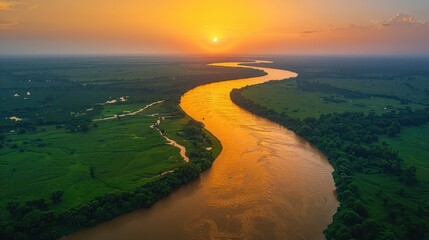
xmin=1 ymin=0 xmax=429 ymax=56
xmin=2 ymin=53 xmax=429 ymax=59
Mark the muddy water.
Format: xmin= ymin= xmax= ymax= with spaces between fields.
xmin=66 ymin=61 xmax=338 ymax=240
xmin=153 ymin=118 xmax=189 ymax=163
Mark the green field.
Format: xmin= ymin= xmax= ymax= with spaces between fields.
xmin=0 ymin=57 xmax=261 ymax=239
xmin=236 ymin=58 xmax=429 ymax=239
xmin=383 ymin=124 xmax=429 ymax=181
xmin=240 ymin=80 xmax=424 ymax=119
xmin=0 ymin=57 xmax=251 ymax=85
xmin=0 ymin=57 xmax=265 ymax=126
xmin=312 ymin=77 xmax=429 ymax=103
xmin=0 ymin=102 xmax=200 ymax=216
xmin=355 ymin=124 xmax=429 ymax=234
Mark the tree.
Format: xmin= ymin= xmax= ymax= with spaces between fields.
xmin=25 ymin=199 xmax=48 ymax=211
xmin=50 ymin=190 xmax=64 ymax=204
xmin=353 ymin=200 xmax=368 ymax=218
xmin=81 ymin=124 xmax=90 ymax=132
xmin=386 ymin=122 xmax=400 ymax=137
xmin=404 ymin=166 xmax=417 ymax=185
xmin=89 ymin=166 xmax=96 ymax=178
xmin=406 ymin=221 xmax=426 ymax=240
xmin=336 ymin=225 xmax=353 ymax=240
xmin=6 ymin=201 xmax=19 ymax=217
xmin=343 ymin=210 xmax=362 ymax=226
xmin=360 ymin=219 xmax=381 ymax=239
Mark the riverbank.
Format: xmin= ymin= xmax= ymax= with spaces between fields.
xmin=1 ymin=100 xmax=222 ymax=240
xmin=66 ymin=62 xmax=337 ymax=240
xmin=1 ymin=57 xmax=270 ymax=240
xmin=231 ymin=81 xmax=429 ymax=239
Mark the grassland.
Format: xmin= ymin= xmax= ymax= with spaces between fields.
xmin=0 ymin=56 xmax=263 ymax=238
xmin=240 ymin=80 xmax=424 ymax=119
xmin=353 ymin=124 xmax=429 ymax=236
xmin=1 ymin=58 xmax=244 ymax=84
xmin=0 ymin=102 xmax=185 ymax=213
xmin=383 ymin=124 xmax=429 ymax=181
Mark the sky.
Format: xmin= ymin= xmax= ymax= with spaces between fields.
xmin=0 ymin=0 xmax=429 ymax=55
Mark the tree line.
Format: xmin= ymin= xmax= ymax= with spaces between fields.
xmin=297 ymin=80 xmax=411 ymax=104
xmin=231 ymin=87 xmax=429 ymax=240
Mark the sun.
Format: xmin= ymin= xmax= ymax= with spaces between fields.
xmin=212 ymin=37 xmax=218 ymax=43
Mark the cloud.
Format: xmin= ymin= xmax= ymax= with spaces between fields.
xmin=0 ymin=1 xmax=37 ymax=30
xmin=299 ymin=13 xmax=428 ymax=37
xmin=300 ymin=30 xmax=322 ymax=37
xmin=0 ymin=2 xmax=19 ymax=29
xmin=0 ymin=1 xmax=21 ymax=10
xmin=0 ymin=18 xmax=18 ymax=28
xmin=379 ymin=13 xmax=428 ymax=28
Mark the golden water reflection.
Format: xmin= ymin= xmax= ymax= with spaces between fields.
xmin=66 ymin=61 xmax=338 ymax=240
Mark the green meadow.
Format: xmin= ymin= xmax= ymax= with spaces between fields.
xmin=240 ymin=80 xmax=424 ymax=119
xmin=354 ymin=124 xmax=429 ymax=235
xmin=0 ymin=57 xmax=262 ymax=234
xmin=0 ymin=102 xmax=185 ymax=213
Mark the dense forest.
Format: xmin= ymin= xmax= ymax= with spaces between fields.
xmin=231 ymin=87 xmax=429 ymax=240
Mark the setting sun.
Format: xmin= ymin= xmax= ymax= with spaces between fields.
xmin=1 ymin=0 xmax=428 ymax=55
xmin=1 ymin=1 xmax=429 ymax=240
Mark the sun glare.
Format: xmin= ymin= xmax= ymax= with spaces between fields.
xmin=212 ymin=37 xmax=218 ymax=43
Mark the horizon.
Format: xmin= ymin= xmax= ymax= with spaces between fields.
xmin=2 ymin=53 xmax=429 ymax=59
xmin=1 ymin=0 xmax=429 ymax=56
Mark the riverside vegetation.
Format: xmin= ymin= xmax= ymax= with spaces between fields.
xmin=0 ymin=56 xmax=265 ymax=239
xmin=231 ymin=57 xmax=429 ymax=240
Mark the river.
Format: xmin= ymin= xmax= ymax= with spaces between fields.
xmin=66 ymin=61 xmax=338 ymax=240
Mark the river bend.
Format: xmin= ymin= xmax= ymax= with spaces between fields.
xmin=67 ymin=61 xmax=338 ymax=240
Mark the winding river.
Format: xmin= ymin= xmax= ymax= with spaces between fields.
xmin=67 ymin=61 xmax=338 ymax=240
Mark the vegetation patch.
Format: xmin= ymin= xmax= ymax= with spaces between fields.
xmin=232 ymin=58 xmax=429 ymax=239
xmin=0 ymin=57 xmax=263 ymax=239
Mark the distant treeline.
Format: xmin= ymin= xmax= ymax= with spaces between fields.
xmin=297 ymin=80 xmax=411 ymax=104
xmin=231 ymin=88 xmax=429 ymax=240
xmin=0 ymin=119 xmax=217 ymax=240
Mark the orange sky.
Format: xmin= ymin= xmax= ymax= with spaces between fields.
xmin=1 ymin=0 xmax=428 ymax=55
